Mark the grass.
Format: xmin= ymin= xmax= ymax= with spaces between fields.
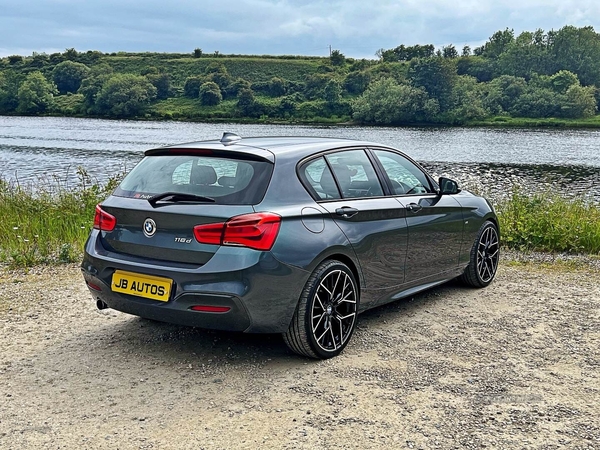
xmin=105 ymin=56 xmax=324 ymax=85
xmin=468 ymin=115 xmax=600 ymax=128
xmin=148 ymin=97 xmax=237 ymax=120
xmin=496 ymin=189 xmax=600 ymax=254
xmin=0 ymin=168 xmax=120 ymax=267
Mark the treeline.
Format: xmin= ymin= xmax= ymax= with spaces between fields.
xmin=0 ymin=25 xmax=599 ymax=125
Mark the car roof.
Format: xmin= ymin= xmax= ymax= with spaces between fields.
xmin=149 ymin=136 xmax=383 ymax=163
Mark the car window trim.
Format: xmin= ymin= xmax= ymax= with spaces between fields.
xmin=298 ymin=147 xmax=401 ymax=203
xmin=367 ymin=147 xmax=438 ymax=197
xmin=324 ymin=148 xmax=386 ymax=201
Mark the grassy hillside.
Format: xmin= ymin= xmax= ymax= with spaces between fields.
xmin=3 ymin=26 xmax=600 ymax=126
xmin=105 ymin=56 xmax=324 ymax=85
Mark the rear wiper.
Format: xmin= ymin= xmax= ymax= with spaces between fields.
xmin=148 ymin=192 xmax=215 ymax=207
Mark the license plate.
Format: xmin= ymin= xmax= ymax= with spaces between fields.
xmin=111 ymin=270 xmax=172 ymax=302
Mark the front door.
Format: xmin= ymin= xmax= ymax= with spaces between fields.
xmin=370 ymin=149 xmax=464 ymax=284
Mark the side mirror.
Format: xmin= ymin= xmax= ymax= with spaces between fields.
xmin=438 ymin=177 xmax=459 ymax=195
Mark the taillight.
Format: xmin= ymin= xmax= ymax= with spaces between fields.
xmin=193 ymin=212 xmax=281 ymax=251
xmin=93 ymin=205 xmax=117 ymax=232
xmin=192 ymin=222 xmax=223 ymax=245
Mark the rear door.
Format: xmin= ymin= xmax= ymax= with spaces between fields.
xmin=300 ymin=149 xmax=408 ymax=309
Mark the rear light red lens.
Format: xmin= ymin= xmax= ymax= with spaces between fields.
xmin=93 ymin=205 xmax=117 ymax=232
xmin=193 ymin=221 xmax=224 ymax=245
xmin=223 ymin=213 xmax=281 ymax=251
xmin=193 ymin=212 xmax=281 ymax=251
xmin=190 ymin=305 xmax=231 ymax=313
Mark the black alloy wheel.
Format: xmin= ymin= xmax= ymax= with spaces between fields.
xmin=283 ymin=260 xmax=358 ymax=359
xmin=461 ymin=221 xmax=500 ymax=288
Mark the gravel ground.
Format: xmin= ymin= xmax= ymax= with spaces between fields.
xmin=0 ymin=260 xmax=599 ymax=449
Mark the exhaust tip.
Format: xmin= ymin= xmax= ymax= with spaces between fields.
xmin=96 ymin=299 xmax=109 ymax=310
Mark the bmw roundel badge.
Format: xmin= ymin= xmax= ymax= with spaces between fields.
xmin=143 ymin=218 xmax=157 ymax=237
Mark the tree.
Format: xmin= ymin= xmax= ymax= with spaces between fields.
xmin=456 ymin=56 xmax=496 ymax=82
xmin=476 ymin=28 xmax=515 ymax=58
xmin=184 ymin=76 xmax=203 ymax=98
xmin=442 ymin=45 xmax=459 ymax=58
xmin=0 ymin=71 xmax=22 ymax=113
xmin=378 ymin=44 xmax=435 ymax=62
xmin=278 ymin=95 xmax=298 ymax=117
xmin=52 ymin=61 xmax=90 ymax=94
xmin=495 ymin=30 xmax=553 ymax=79
xmin=352 ymin=78 xmax=439 ymax=124
xmin=205 ymin=71 xmax=232 ymax=91
xmin=561 ymin=84 xmax=596 ymax=118
xmin=146 ymin=72 xmax=171 ymax=100
xmin=16 ymin=71 xmax=57 ymax=114
xmin=7 ymin=55 xmax=23 ymax=65
xmin=330 ymin=50 xmax=346 ymax=66
xmin=443 ymin=76 xmax=488 ymax=124
xmin=199 ymin=81 xmax=222 ymax=106
xmin=344 ymin=70 xmax=371 ymax=95
xmin=95 ymin=74 xmax=157 ymax=117
xmin=324 ymin=79 xmax=342 ymax=105
xmin=236 ymin=88 xmax=259 ymax=117
xmin=267 ymin=77 xmax=286 ymax=97
xmin=224 ymin=77 xmax=251 ymax=99
xmin=78 ymin=64 xmax=114 ymax=113
xmin=548 ymin=70 xmax=580 ymax=94
xmin=483 ymin=75 xmax=527 ymax=114
xmin=510 ymin=87 xmax=559 ymax=118
xmin=203 ymin=63 xmax=231 ymax=91
xmin=550 ymin=26 xmax=600 ymax=86
xmin=303 ymin=73 xmax=334 ymax=99
xmin=193 ymin=48 xmax=202 ymax=58
xmin=408 ymin=57 xmax=457 ymax=111
xmin=63 ymin=48 xmax=78 ymax=61
xmin=461 ymin=45 xmax=471 ymax=57
xmin=30 ymin=52 xmax=49 ymax=69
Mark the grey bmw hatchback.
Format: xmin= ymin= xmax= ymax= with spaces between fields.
xmin=82 ymin=133 xmax=499 ymax=359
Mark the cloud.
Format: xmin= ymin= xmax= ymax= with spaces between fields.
xmin=0 ymin=0 xmax=599 ymax=58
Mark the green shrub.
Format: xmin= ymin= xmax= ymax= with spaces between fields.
xmin=0 ymin=169 xmax=122 ymax=267
xmin=199 ymin=81 xmax=222 ymax=106
xmin=497 ymin=190 xmax=600 ymax=254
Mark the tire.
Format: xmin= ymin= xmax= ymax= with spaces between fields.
xmin=283 ymin=260 xmax=359 ymax=359
xmin=461 ymin=220 xmax=500 ymax=288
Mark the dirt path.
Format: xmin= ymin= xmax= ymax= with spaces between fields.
xmin=0 ymin=263 xmax=599 ymax=449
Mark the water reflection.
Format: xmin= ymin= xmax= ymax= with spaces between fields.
xmin=424 ymin=162 xmax=600 ymax=202
xmin=1 ymin=116 xmax=599 ymax=202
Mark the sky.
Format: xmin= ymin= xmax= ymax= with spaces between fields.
xmin=1 ymin=0 xmax=599 ymax=59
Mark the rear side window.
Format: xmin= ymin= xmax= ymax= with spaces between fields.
xmin=114 ymin=155 xmax=273 ymax=205
xmin=325 ymin=150 xmax=383 ymax=198
xmin=299 ymin=157 xmax=341 ymax=200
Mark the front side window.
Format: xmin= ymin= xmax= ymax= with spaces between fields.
xmin=373 ymin=150 xmax=432 ymax=195
xmin=114 ymin=155 xmax=273 ymax=205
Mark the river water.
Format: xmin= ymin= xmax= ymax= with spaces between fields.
xmin=1 ymin=116 xmax=599 ymax=201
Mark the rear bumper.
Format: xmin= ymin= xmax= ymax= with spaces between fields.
xmin=82 ymin=230 xmax=310 ymax=333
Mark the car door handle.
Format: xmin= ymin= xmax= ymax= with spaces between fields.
xmin=335 ymin=207 xmax=359 ymax=218
xmin=406 ymin=203 xmax=422 ymax=213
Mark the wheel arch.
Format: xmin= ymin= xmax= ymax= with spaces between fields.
xmin=321 ymin=253 xmax=362 ymax=298
xmin=483 ymin=213 xmax=500 ymax=239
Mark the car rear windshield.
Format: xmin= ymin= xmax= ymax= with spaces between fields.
xmin=113 ymin=155 xmax=273 ymax=205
